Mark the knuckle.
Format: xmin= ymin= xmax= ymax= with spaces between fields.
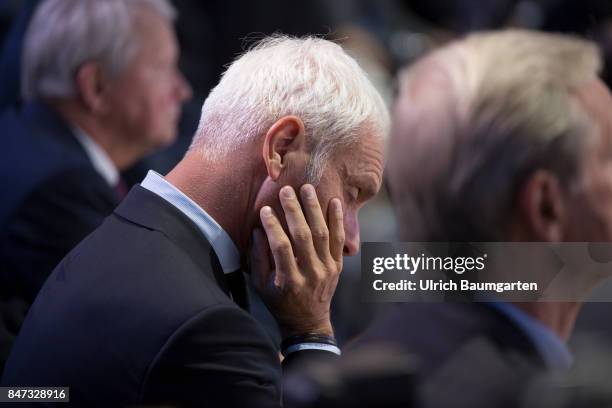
xmin=313 ymin=262 xmax=332 ymax=280
xmin=272 ymin=239 xmax=291 ymax=254
xmin=293 ymin=228 xmax=312 ymax=243
xmin=333 ymin=230 xmax=345 ymax=244
xmin=282 ymin=198 xmax=301 ymax=212
xmin=261 ymin=215 xmax=277 ymax=229
xmin=311 ymin=226 xmax=329 ymax=241
xmin=325 ymin=259 xmax=339 ymax=274
xmin=305 ymin=199 xmax=321 ymax=212
xmin=285 ymin=207 xmax=304 ymax=221
xmin=311 ymin=273 xmax=325 ymax=286
xmin=287 ymin=277 xmax=305 ymax=294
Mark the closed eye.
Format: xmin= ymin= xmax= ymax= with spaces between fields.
xmin=347 ymin=186 xmax=360 ymax=202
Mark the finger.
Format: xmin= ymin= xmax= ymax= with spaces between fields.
xmin=328 ymin=198 xmax=345 ymax=266
xmin=299 ymin=184 xmax=330 ymax=259
xmin=279 ymin=185 xmax=317 ymax=263
xmin=259 ymin=205 xmax=300 ymax=286
xmin=249 ymin=228 xmax=271 ymax=290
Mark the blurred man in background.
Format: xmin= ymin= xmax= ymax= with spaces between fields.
xmin=0 ymin=0 xmax=191 ymax=373
xmin=352 ymin=30 xmax=612 ymax=407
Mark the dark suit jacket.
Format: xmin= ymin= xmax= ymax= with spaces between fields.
xmin=348 ymin=303 xmax=547 ymax=408
xmin=0 ymin=0 xmax=42 ymax=113
xmin=1 ymin=185 xmax=328 ymax=407
xmin=0 ymin=102 xmax=119 ymax=374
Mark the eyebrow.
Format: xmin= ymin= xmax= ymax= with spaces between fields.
xmin=350 ymin=174 xmax=381 ymax=199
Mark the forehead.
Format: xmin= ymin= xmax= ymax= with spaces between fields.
xmin=132 ymin=8 xmax=176 ymax=53
xmin=337 ymin=132 xmax=385 ymax=182
xmin=575 ymin=79 xmax=612 ymax=146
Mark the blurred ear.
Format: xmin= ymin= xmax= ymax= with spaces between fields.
xmin=261 ymin=116 xmax=307 ymax=181
xmin=516 ymin=170 xmax=566 ymax=241
xmin=74 ymin=61 xmax=107 ymax=113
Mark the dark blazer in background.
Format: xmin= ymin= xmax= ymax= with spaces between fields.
xmin=348 ymin=303 xmax=547 ymax=408
xmin=0 ymin=102 xmax=119 ymax=374
xmin=1 ymin=186 xmax=324 ymax=407
xmin=0 ymin=0 xmax=42 ymax=113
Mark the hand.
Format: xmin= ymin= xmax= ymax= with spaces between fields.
xmin=249 ymin=184 xmax=345 ymax=338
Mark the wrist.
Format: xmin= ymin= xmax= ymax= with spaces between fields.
xmin=279 ymin=320 xmax=334 ymax=339
xmin=280 ymin=332 xmax=339 ymax=357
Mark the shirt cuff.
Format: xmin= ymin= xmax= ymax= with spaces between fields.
xmin=283 ymin=342 xmax=342 ymax=357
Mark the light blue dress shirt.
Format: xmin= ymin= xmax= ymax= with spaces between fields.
xmin=141 ymin=170 xmax=240 ymax=274
xmin=487 ymin=301 xmax=572 ymax=370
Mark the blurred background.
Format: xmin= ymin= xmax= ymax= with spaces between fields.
xmin=2 ymin=0 xmax=612 ymax=359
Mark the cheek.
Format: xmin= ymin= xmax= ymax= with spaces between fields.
xmin=110 ymin=80 xmax=152 ymax=119
xmin=313 ymin=177 xmax=344 ymax=212
xmin=142 ymin=84 xmax=174 ymax=118
xmin=573 ymin=171 xmax=612 ymax=239
xmin=129 ymin=70 xmax=178 ymax=113
xmin=594 ymin=186 xmax=612 ymax=236
xmin=154 ymin=82 xmax=179 ymax=110
xmin=141 ymin=85 xmax=181 ymax=138
xmin=253 ymin=179 xmax=284 ymax=227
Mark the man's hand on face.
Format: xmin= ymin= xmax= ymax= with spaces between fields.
xmin=249 ymin=184 xmax=344 ymax=338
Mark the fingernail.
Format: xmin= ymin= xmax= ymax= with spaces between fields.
xmin=303 ymin=184 xmax=315 ymax=199
xmin=281 ymin=186 xmax=295 ymax=198
xmin=261 ymin=206 xmax=273 ymax=217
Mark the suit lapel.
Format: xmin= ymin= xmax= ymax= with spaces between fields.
xmin=113 ymin=185 xmax=233 ymax=300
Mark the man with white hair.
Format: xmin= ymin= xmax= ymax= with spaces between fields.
xmin=351 ymin=30 xmax=612 ymax=406
xmin=0 ymin=0 xmax=191 ymax=372
xmin=2 ymin=35 xmax=388 ymax=406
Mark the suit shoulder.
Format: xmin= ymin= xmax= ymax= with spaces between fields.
xmin=1 ymin=107 xmax=88 ymax=173
xmin=32 ymin=165 xmax=117 ymax=204
xmin=60 ymin=216 xmax=235 ymax=319
xmin=349 ymin=303 xmax=543 ymax=382
xmin=0 ymin=109 xmax=112 ymax=222
xmin=1 ymin=165 xmax=117 ymax=230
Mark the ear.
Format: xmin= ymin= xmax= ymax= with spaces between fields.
xmin=74 ymin=61 xmax=107 ymax=113
xmin=262 ymin=116 xmax=306 ymax=181
xmin=516 ymin=170 xmax=566 ymax=241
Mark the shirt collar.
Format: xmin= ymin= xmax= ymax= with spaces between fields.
xmin=71 ymin=125 xmax=119 ymax=186
xmin=140 ymin=170 xmax=241 ymax=274
xmin=486 ymin=301 xmax=573 ymax=370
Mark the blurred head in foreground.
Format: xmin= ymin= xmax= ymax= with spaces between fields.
xmin=389 ymin=29 xmax=612 ymax=245
xmin=346 ymin=30 xmax=612 ymax=408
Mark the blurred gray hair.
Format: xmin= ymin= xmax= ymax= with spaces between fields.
xmin=21 ymin=0 xmax=176 ymax=101
xmin=190 ymin=35 xmax=390 ymax=183
xmin=389 ymin=29 xmax=602 ymax=241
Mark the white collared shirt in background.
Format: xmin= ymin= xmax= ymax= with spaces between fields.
xmin=72 ymin=126 xmax=119 ymax=187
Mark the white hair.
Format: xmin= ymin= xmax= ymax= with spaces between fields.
xmin=389 ymin=29 xmax=602 ymax=241
xmin=21 ymin=0 xmax=176 ymax=101
xmin=190 ymin=35 xmax=390 ymax=183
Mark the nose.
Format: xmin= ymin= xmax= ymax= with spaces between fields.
xmin=343 ymin=213 xmax=360 ymax=256
xmin=176 ymin=71 xmax=192 ymax=102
